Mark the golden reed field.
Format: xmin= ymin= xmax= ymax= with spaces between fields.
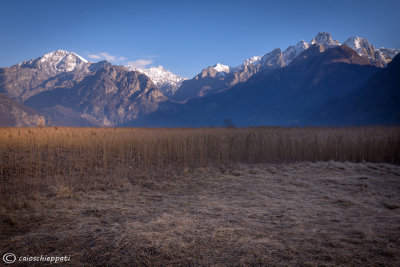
xmin=1 ymin=127 xmax=400 ymax=266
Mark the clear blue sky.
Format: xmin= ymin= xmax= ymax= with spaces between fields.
xmin=1 ymin=0 xmax=399 ymax=77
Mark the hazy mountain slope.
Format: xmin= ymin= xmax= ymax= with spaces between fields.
xmin=25 ymin=65 xmax=167 ymax=126
xmin=171 ymin=48 xmax=285 ymax=102
xmin=308 ymin=54 xmax=400 ymax=125
xmin=0 ymin=94 xmax=46 ymax=126
xmin=170 ymin=32 xmax=395 ymax=103
xmin=123 ymin=45 xmax=379 ymax=127
xmin=0 ymin=50 xmax=167 ymax=126
xmin=39 ymin=105 xmax=97 ymax=127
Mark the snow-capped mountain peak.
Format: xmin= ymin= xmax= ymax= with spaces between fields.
xmin=212 ymin=63 xmax=230 ymax=73
xmin=40 ymin=50 xmax=88 ymax=64
xmin=343 ymin=36 xmax=399 ymax=66
xmin=283 ymin=40 xmax=310 ymax=65
xmin=243 ymin=56 xmax=261 ymax=66
xmin=374 ymin=47 xmax=400 ymax=66
xmin=296 ymin=40 xmax=310 ymax=50
xmin=18 ymin=50 xmax=89 ymax=73
xmin=377 ymin=47 xmax=399 ymax=59
xmin=311 ymin=32 xmax=341 ymax=47
xmin=343 ymin=36 xmax=374 ymax=54
xmin=233 ymin=48 xmax=286 ymax=73
xmin=124 ymin=65 xmax=187 ymax=95
xmin=234 ymin=56 xmax=262 ymax=72
xmin=192 ymin=32 xmax=398 ymax=87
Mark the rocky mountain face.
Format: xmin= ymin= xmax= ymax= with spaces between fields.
xmin=343 ymin=37 xmax=399 ymax=67
xmin=171 ymin=48 xmax=286 ymax=102
xmin=25 ymin=65 xmax=166 ymax=126
xmin=124 ymin=65 xmax=187 ymax=97
xmin=0 ymin=94 xmax=46 ymax=126
xmin=282 ymin=40 xmax=310 ymax=65
xmin=171 ymin=64 xmax=240 ymax=102
xmin=124 ymin=44 xmax=380 ymax=127
xmin=171 ymin=32 xmax=398 ymax=102
xmin=310 ymin=32 xmax=341 ymax=47
xmin=0 ymin=51 xmax=167 ymax=126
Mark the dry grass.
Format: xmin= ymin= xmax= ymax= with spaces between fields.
xmin=1 ymin=162 xmax=400 ymax=266
xmin=1 ymin=127 xmax=400 ymax=265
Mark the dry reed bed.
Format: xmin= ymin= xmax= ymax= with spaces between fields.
xmin=0 ymin=126 xmax=399 ymax=206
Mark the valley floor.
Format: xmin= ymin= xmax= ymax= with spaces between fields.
xmin=1 ymin=162 xmax=400 ymax=266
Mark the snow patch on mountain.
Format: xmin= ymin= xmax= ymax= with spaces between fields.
xmin=212 ymin=63 xmax=230 ymax=73
xmin=124 ymin=65 xmax=187 ymax=95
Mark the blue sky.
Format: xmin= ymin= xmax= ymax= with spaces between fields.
xmin=1 ymin=0 xmax=399 ymax=77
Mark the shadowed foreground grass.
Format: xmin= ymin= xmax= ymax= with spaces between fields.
xmin=0 ymin=127 xmax=400 ymax=265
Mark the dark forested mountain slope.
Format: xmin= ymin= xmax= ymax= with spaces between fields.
xmin=308 ymin=53 xmax=400 ymax=125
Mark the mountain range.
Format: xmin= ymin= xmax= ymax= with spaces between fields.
xmin=0 ymin=32 xmax=399 ymax=127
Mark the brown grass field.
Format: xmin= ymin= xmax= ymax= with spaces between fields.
xmin=1 ymin=127 xmax=400 ymax=266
